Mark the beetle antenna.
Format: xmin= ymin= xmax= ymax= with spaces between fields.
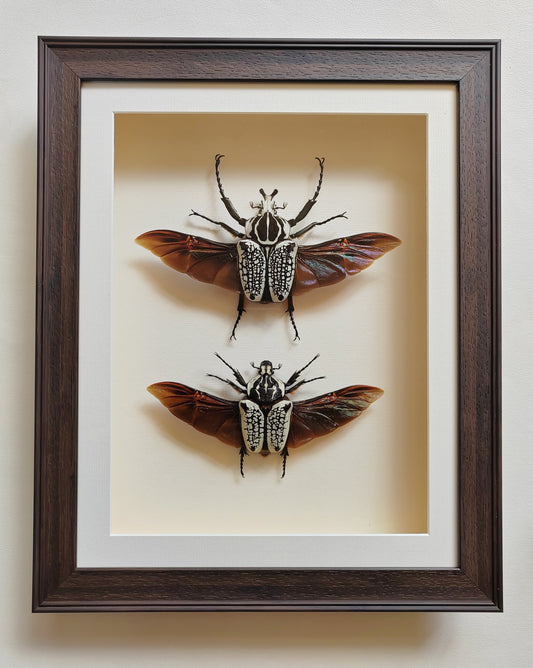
xmin=250 ymin=361 xmax=259 ymax=369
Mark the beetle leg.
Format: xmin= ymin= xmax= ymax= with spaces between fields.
xmin=285 ymin=375 xmax=325 ymax=394
xmin=230 ymin=292 xmax=246 ymax=340
xmin=286 ymin=293 xmax=300 ymax=341
xmin=213 ymin=352 xmax=247 ymax=387
xmin=281 ymin=448 xmax=289 ymax=478
xmin=240 ymin=445 xmax=248 ymax=478
xmin=206 ymin=374 xmax=245 ymax=394
xmin=288 ymin=157 xmax=325 ymax=226
xmin=214 ymin=154 xmax=247 ymax=226
xmin=285 ymin=354 xmax=325 ymax=393
xmin=190 ymin=210 xmax=245 ymax=238
xmin=285 ymin=353 xmax=320 ymax=387
xmin=292 ymin=212 xmax=347 ymax=238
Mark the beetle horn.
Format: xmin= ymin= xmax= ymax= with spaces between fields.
xmin=271 ymin=189 xmax=278 ymax=197
xmin=259 ymin=188 xmax=266 ymax=198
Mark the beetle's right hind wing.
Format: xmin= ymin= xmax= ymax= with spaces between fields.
xmin=286 ymin=385 xmax=383 ymax=449
xmin=148 ymin=382 xmax=242 ymax=448
xmin=136 ymin=230 xmax=241 ymax=293
xmin=292 ymin=232 xmax=401 ymax=295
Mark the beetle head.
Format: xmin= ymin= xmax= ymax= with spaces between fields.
xmin=251 ymin=360 xmax=282 ymax=375
xmin=250 ymin=189 xmax=287 ymax=214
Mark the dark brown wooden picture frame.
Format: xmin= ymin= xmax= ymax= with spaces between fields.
xmin=34 ymin=38 xmax=501 ymax=612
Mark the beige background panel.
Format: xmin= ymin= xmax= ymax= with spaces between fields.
xmin=112 ymin=112 xmax=427 ymax=535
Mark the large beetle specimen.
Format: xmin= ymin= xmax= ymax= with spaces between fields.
xmin=136 ymin=155 xmax=401 ymax=339
xmin=148 ymin=354 xmax=383 ymax=477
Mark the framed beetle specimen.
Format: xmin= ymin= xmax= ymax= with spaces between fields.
xmin=34 ymin=38 xmax=501 ymax=612
xmin=136 ymin=154 xmax=400 ymax=339
xmin=148 ymin=353 xmax=383 ymax=477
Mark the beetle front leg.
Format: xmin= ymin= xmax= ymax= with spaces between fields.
xmin=190 ymin=210 xmax=245 ymax=238
xmin=286 ymin=293 xmax=300 ymax=341
xmin=215 ymin=154 xmax=247 ymax=226
xmin=288 ymin=157 xmax=325 ymax=226
xmin=230 ymin=292 xmax=246 ymax=340
xmin=285 ymin=353 xmax=324 ymax=393
xmin=292 ymin=212 xmax=347 ymax=239
xmin=213 ymin=352 xmax=247 ymax=388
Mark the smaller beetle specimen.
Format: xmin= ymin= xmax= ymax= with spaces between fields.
xmin=148 ymin=354 xmax=383 ymax=477
xmin=136 ymin=155 xmax=401 ymax=340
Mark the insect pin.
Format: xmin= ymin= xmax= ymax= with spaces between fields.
xmin=148 ymin=353 xmax=383 ymax=477
xmin=136 ymin=155 xmax=401 ymax=340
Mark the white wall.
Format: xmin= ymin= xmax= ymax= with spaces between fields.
xmin=1 ymin=1 xmax=531 ymax=665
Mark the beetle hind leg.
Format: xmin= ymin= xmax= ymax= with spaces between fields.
xmin=281 ymin=448 xmax=289 ymax=478
xmin=239 ymin=446 xmax=248 ymax=478
xmin=286 ymin=293 xmax=300 ymax=341
xmin=230 ymin=292 xmax=246 ymax=340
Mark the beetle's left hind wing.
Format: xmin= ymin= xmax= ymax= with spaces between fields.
xmin=286 ymin=385 xmax=383 ymax=449
xmin=136 ymin=230 xmax=241 ymax=293
xmin=292 ymin=232 xmax=401 ymax=295
xmin=148 ymin=382 xmax=242 ymax=448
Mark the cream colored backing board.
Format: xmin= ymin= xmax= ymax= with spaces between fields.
xmin=77 ymin=83 xmax=457 ymax=568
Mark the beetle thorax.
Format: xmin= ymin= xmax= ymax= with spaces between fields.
xmin=245 ymin=189 xmax=290 ymax=245
xmin=247 ymin=360 xmax=286 ymax=404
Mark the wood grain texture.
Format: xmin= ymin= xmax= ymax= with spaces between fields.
xmin=33 ymin=38 xmax=501 ymax=612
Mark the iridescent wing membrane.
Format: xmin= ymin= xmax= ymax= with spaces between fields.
xmin=136 ymin=230 xmax=399 ymax=297
xmin=148 ymin=382 xmax=383 ymax=450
